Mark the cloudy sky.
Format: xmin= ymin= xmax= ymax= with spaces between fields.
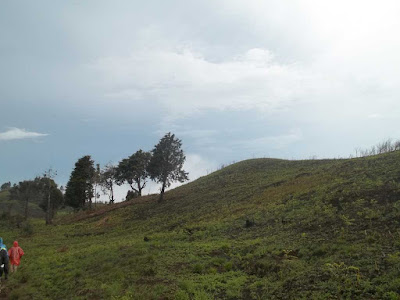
xmin=1 ymin=0 xmax=400 ymax=200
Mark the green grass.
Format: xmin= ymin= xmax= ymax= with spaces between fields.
xmin=3 ymin=153 xmax=400 ymax=299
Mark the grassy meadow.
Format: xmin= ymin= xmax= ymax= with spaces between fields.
xmin=2 ymin=152 xmax=400 ymax=299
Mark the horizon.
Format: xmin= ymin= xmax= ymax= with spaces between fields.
xmin=1 ymin=1 xmax=400 ymax=201
xmin=1 ymin=137 xmax=396 ymax=203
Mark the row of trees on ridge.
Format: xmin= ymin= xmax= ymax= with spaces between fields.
xmin=64 ymin=132 xmax=189 ymax=210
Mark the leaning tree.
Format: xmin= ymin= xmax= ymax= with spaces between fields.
xmin=147 ymin=133 xmax=189 ymax=202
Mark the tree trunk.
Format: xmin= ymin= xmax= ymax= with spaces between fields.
xmin=110 ymin=182 xmax=114 ymax=204
xmin=129 ymin=183 xmax=139 ymax=196
xmin=137 ymin=178 xmax=142 ymax=197
xmin=159 ymin=181 xmax=166 ymax=203
xmin=24 ymin=197 xmax=29 ymax=220
xmin=46 ymin=190 xmax=51 ymax=225
xmin=94 ymin=184 xmax=97 ymax=208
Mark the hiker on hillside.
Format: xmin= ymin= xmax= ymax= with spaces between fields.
xmin=0 ymin=238 xmax=8 ymax=281
xmin=0 ymin=238 xmax=7 ymax=252
xmin=8 ymin=241 xmax=24 ymax=273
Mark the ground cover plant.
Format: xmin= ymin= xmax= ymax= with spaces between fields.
xmin=2 ymin=152 xmax=400 ymax=299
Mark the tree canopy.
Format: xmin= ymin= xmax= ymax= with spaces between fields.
xmin=115 ymin=150 xmax=151 ymax=196
xmin=65 ymin=155 xmax=95 ymax=210
xmin=9 ymin=179 xmax=42 ymax=219
xmin=147 ymin=132 xmax=189 ymax=202
xmin=36 ymin=176 xmax=64 ymax=224
xmin=1 ymin=182 xmax=11 ymax=191
xmin=9 ymin=177 xmax=63 ymax=223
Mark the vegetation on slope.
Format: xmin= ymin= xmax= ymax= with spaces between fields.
xmin=0 ymin=190 xmax=44 ymax=219
xmin=3 ymin=152 xmax=400 ymax=299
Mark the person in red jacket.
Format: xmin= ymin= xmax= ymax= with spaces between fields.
xmin=8 ymin=241 xmax=24 ymax=273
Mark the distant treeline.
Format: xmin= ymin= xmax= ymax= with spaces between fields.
xmin=0 ymin=132 xmax=189 ymax=225
xmin=354 ymin=139 xmax=400 ymax=158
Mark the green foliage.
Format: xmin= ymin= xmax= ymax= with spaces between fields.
xmin=9 ymin=179 xmax=43 ymax=219
xmin=0 ymin=190 xmax=43 ymax=218
xmin=1 ymin=181 xmax=11 ymax=191
xmin=36 ymin=176 xmax=64 ymax=224
xmin=115 ymin=149 xmax=151 ymax=197
xmin=175 ymin=289 xmax=190 ymax=300
xmin=20 ymin=220 xmax=34 ymax=236
xmin=193 ymin=263 xmax=205 ymax=274
xmin=147 ymin=132 xmax=189 ymax=202
xmin=125 ymin=190 xmax=139 ymax=201
xmin=65 ymin=155 xmax=95 ymax=209
xmin=8 ymin=176 xmax=63 ymax=224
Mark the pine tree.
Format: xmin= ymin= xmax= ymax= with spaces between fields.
xmin=65 ymin=155 xmax=95 ymax=209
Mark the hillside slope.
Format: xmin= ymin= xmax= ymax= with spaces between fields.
xmin=3 ymin=153 xmax=400 ymax=299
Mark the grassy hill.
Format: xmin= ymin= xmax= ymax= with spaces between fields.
xmin=2 ymin=153 xmax=400 ymax=299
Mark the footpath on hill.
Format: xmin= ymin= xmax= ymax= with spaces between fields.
xmin=0 ymin=281 xmax=9 ymax=299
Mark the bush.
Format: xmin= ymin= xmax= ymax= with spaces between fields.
xmin=21 ymin=221 xmax=33 ymax=236
xmin=193 ymin=263 xmax=204 ymax=274
xmin=223 ymin=262 xmax=233 ymax=272
xmin=175 ymin=290 xmax=190 ymax=300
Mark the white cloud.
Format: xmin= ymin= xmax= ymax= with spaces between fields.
xmin=71 ymin=0 xmax=400 ymax=135
xmin=89 ymin=39 xmax=400 ymax=130
xmin=89 ymin=48 xmax=309 ymax=120
xmin=0 ymin=128 xmax=49 ymax=141
xmin=183 ymin=153 xmax=217 ymax=180
xmin=234 ymin=128 xmax=303 ymax=151
xmin=162 ymin=153 xmax=217 ymax=190
xmin=367 ymin=114 xmax=384 ymax=119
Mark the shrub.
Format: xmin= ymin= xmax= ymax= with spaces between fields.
xmin=175 ymin=289 xmax=190 ymax=300
xmin=193 ymin=263 xmax=204 ymax=274
xmin=223 ymin=262 xmax=233 ymax=272
xmin=21 ymin=221 xmax=33 ymax=236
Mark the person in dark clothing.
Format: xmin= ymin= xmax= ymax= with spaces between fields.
xmin=0 ymin=237 xmax=8 ymax=281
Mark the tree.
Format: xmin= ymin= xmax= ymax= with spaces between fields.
xmin=40 ymin=169 xmax=61 ymax=225
xmin=125 ymin=190 xmax=139 ymax=201
xmin=9 ymin=179 xmax=41 ymax=219
xmin=0 ymin=182 xmax=11 ymax=191
xmin=147 ymin=132 xmax=189 ymax=202
xmin=36 ymin=175 xmax=64 ymax=224
xmin=93 ymin=164 xmax=101 ymax=208
xmin=115 ymin=150 xmax=151 ymax=197
xmin=100 ymin=163 xmax=117 ymax=204
xmin=65 ymin=155 xmax=95 ymax=210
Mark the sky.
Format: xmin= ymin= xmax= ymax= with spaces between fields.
xmin=1 ymin=0 xmax=400 ymax=201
